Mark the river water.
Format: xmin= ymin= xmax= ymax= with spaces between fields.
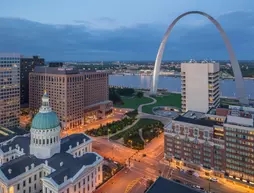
xmin=109 ymin=75 xmax=254 ymax=98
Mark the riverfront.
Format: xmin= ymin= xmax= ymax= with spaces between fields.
xmin=109 ymin=75 xmax=254 ymax=98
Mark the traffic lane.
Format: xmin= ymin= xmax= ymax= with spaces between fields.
xmin=129 ymin=178 xmax=147 ymax=193
xmin=172 ymin=170 xmax=243 ymax=193
xmin=95 ymin=168 xmax=141 ymax=193
xmin=92 ymin=141 xmax=134 ymax=163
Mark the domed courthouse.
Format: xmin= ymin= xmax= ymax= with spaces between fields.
xmin=0 ymin=91 xmax=103 ymax=193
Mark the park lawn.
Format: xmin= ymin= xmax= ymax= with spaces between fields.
xmin=110 ymin=118 xmax=159 ymax=140
xmin=115 ymin=96 xmax=153 ymax=109
xmin=142 ymin=93 xmax=181 ymax=114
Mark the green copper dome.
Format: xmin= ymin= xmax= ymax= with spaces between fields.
xmin=31 ymin=111 xmax=60 ymax=130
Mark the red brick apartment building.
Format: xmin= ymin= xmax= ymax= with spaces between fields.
xmin=29 ymin=66 xmax=112 ymax=129
xmin=164 ymin=106 xmax=254 ymax=185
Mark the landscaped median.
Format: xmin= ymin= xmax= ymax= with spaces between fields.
xmin=110 ymin=118 xmax=164 ymax=150
xmin=142 ymin=93 xmax=181 ymax=114
xmin=85 ymin=110 xmax=138 ymax=137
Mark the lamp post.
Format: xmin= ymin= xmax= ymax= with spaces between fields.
xmin=108 ymin=129 xmax=110 ymax=141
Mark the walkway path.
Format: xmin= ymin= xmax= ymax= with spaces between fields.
xmin=109 ymin=118 xmax=140 ymax=138
xmin=138 ymin=94 xmax=157 ymax=113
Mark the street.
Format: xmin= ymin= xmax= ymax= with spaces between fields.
xmin=93 ymin=134 xmax=252 ymax=193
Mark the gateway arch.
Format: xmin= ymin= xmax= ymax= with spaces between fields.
xmin=150 ymin=11 xmax=248 ymax=105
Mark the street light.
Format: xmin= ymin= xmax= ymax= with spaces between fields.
xmin=108 ymin=129 xmax=111 ymax=141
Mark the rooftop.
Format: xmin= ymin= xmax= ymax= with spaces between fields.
xmin=0 ymin=133 xmax=99 ymax=185
xmin=182 ymin=111 xmax=206 ymax=119
xmin=174 ymin=116 xmax=221 ymax=127
xmin=146 ymin=177 xmax=201 ymax=193
xmin=33 ymin=66 xmax=107 ymax=75
xmin=61 ymin=134 xmax=91 ymax=152
xmin=0 ymin=127 xmax=28 ymax=144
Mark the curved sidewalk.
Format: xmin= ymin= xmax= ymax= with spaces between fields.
xmin=138 ymin=94 xmax=157 ymax=113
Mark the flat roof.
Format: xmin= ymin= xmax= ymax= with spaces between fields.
xmin=182 ymin=111 xmax=206 ymax=119
xmin=146 ymin=177 xmax=201 ymax=193
xmin=174 ymin=116 xmax=221 ymax=127
xmin=33 ymin=66 xmax=106 ymax=75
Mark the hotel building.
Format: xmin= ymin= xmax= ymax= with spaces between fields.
xmin=29 ymin=66 xmax=112 ymax=129
xmin=181 ymin=61 xmax=220 ymax=113
xmin=0 ymin=53 xmax=20 ymax=128
xmin=164 ymin=105 xmax=254 ymax=185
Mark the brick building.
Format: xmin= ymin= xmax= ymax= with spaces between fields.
xmin=29 ymin=66 xmax=112 ymax=129
xmin=164 ymin=105 xmax=254 ymax=185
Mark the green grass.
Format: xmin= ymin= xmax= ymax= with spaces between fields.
xmin=115 ymin=96 xmax=153 ymax=109
xmin=142 ymin=93 xmax=181 ymax=114
xmin=110 ymin=118 xmax=159 ymax=140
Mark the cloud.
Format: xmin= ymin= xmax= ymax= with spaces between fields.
xmin=96 ymin=17 xmax=116 ymax=23
xmin=0 ymin=10 xmax=253 ymax=61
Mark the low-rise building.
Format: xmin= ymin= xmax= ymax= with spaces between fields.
xmin=164 ymin=105 xmax=254 ymax=185
xmin=0 ymin=91 xmax=103 ymax=193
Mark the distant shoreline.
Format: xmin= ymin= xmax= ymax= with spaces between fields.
xmin=112 ymin=73 xmax=254 ymax=80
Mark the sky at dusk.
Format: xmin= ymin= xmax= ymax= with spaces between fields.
xmin=0 ymin=0 xmax=252 ymax=29
xmin=0 ymin=0 xmax=253 ymax=60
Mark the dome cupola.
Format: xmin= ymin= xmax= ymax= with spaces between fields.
xmin=30 ymin=90 xmax=61 ymax=159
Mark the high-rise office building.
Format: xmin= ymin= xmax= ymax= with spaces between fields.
xmin=29 ymin=66 xmax=112 ymax=129
xmin=0 ymin=53 xmax=20 ymax=128
xmin=20 ymin=56 xmax=44 ymax=105
xmin=181 ymin=61 xmax=220 ymax=113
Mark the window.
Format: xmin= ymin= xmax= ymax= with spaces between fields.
xmin=39 ymin=172 xmax=42 ymax=178
xmin=29 ymin=177 xmax=31 ymax=183
xmin=34 ymin=184 xmax=36 ymax=190
xmin=17 ymin=184 xmax=20 ymax=190
xmin=194 ymin=128 xmax=199 ymax=136
xmin=175 ymin=125 xmax=180 ymax=133
xmin=23 ymin=180 xmax=26 ymax=187
xmin=34 ymin=174 xmax=37 ymax=181
xmin=184 ymin=127 xmax=189 ymax=134
xmin=29 ymin=187 xmax=31 ymax=192
xmin=78 ymin=182 xmax=81 ymax=188
xmin=88 ymin=176 xmax=90 ymax=181
xmin=83 ymin=179 xmax=85 ymax=185
xmin=74 ymin=185 xmax=76 ymax=191
xmin=204 ymin=130 xmax=209 ymax=138
xmin=67 ymin=188 xmax=69 ymax=193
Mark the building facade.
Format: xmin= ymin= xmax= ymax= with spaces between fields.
xmin=29 ymin=66 xmax=112 ymax=129
xmin=224 ymin=105 xmax=254 ymax=184
xmin=0 ymin=91 xmax=103 ymax=193
xmin=181 ymin=61 xmax=220 ymax=113
xmin=0 ymin=53 xmax=20 ymax=128
xmin=164 ymin=106 xmax=254 ymax=185
xmin=20 ymin=56 xmax=44 ymax=106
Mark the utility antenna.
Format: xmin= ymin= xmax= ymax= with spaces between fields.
xmin=44 ymin=66 xmax=47 ymax=93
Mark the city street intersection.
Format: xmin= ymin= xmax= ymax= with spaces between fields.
xmin=93 ymin=135 xmax=252 ymax=193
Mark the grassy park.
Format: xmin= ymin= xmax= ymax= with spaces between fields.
xmin=142 ymin=93 xmax=181 ymax=114
xmin=111 ymin=118 xmax=164 ymax=150
xmin=115 ymin=96 xmax=153 ymax=109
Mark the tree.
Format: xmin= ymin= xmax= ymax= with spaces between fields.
xmin=136 ymin=91 xmax=144 ymax=98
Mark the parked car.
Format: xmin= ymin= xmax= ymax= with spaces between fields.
xmin=209 ymin=177 xmax=218 ymax=182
